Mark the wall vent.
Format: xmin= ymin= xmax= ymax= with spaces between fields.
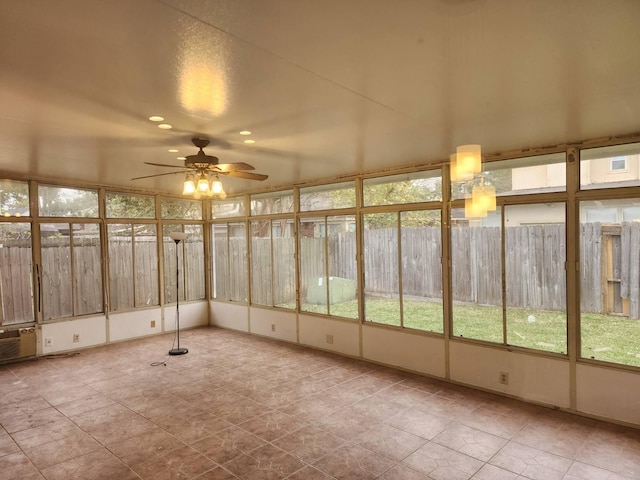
xmin=0 ymin=328 xmax=36 ymax=363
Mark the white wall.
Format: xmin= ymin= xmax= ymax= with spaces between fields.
xmin=363 ymin=324 xmax=446 ymax=377
xmin=299 ymin=314 xmax=360 ymax=357
xmin=208 ymin=304 xmax=640 ymax=427
xmin=577 ymin=363 xmax=640 ymax=426
xmin=39 ymin=302 xmax=208 ymax=355
xmin=449 ymin=341 xmax=571 ymax=408
xmin=41 ymin=315 xmax=107 ymax=354
xmin=249 ymin=307 xmax=297 ymax=342
xmin=109 ymin=308 xmax=162 ymax=342
xmin=164 ymin=301 xmax=208 ymax=330
xmin=210 ymin=301 xmax=249 ymax=331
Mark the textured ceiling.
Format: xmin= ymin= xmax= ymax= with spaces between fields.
xmin=1 ymin=0 xmax=639 ymax=197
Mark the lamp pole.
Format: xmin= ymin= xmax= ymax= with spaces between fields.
xmin=169 ymin=231 xmax=188 ymax=355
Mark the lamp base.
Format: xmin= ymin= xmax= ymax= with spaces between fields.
xmin=168 ymin=348 xmax=188 ymax=355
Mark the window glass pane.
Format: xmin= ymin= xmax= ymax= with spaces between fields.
xmin=580 ymin=142 xmax=640 ymax=190
xmin=451 ymin=209 xmax=503 ymax=342
xmin=163 ymin=226 xmax=184 ymax=303
xmin=212 ymin=224 xmax=230 ymax=300
xmin=299 ymin=216 xmax=357 ymax=318
xmin=106 ymin=192 xmax=155 ymax=218
xmin=212 ymin=222 xmax=248 ymax=302
xmin=161 ymin=197 xmax=202 ymax=220
xmin=108 ymin=224 xmax=158 ymax=311
xmin=213 ymin=198 xmax=246 ymax=218
xmin=273 ymin=219 xmax=295 ymax=309
xmin=0 ymin=179 xmax=30 ymax=217
xmin=230 ymin=223 xmax=248 ymax=302
xmin=250 ymin=191 xmax=293 ymax=215
xmin=610 ymin=157 xmax=627 ymax=172
xmin=40 ymin=223 xmax=102 ymax=319
xmin=38 ymin=185 xmax=98 ymax=217
xmin=327 ymin=215 xmax=358 ymax=319
xmin=504 ymin=204 xmax=566 ymax=353
xmin=364 ymin=212 xmax=400 ymax=326
xmin=135 ymin=224 xmax=158 ymax=307
xmin=401 ymin=210 xmax=443 ymax=333
xmin=580 ymin=198 xmax=640 ymax=367
xmin=0 ymin=223 xmax=33 ymax=324
xmin=184 ymin=225 xmax=204 ymax=301
xmin=251 ymin=220 xmax=272 ymax=306
xmin=300 ymin=182 xmax=355 ymax=211
xmin=299 ymin=217 xmax=327 ymax=315
xmin=108 ymin=224 xmax=134 ymax=311
xmin=41 ymin=224 xmax=72 ymax=319
xmin=364 ymin=170 xmax=442 ymax=206
xmin=452 ymin=153 xmax=566 ymax=200
xmin=74 ymin=223 xmax=103 ymax=315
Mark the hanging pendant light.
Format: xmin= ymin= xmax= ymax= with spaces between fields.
xmin=455 ymin=144 xmax=482 ymax=181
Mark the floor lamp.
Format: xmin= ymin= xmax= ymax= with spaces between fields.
xmin=169 ymin=231 xmax=188 ymax=355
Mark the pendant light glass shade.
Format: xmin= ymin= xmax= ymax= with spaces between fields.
xmin=182 ymin=174 xmax=196 ymax=195
xmin=197 ymin=174 xmax=209 ymax=193
xmin=455 ymin=144 xmax=482 ymax=181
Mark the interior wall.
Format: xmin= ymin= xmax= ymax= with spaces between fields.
xmin=210 ymin=301 xmax=249 ymax=331
xmin=211 ymin=302 xmax=640 ymax=428
xmin=109 ymin=308 xmax=162 ymax=342
xmin=41 ymin=315 xmax=107 ymax=354
xmin=299 ymin=313 xmax=360 ymax=357
xmin=576 ymin=363 xmax=640 ymax=426
xmin=38 ymin=302 xmax=208 ymax=355
xmin=362 ymin=324 xmax=445 ymax=377
xmin=449 ymin=341 xmax=571 ymax=409
xmin=249 ymin=307 xmax=297 ymax=342
xmin=165 ymin=301 xmax=209 ymax=331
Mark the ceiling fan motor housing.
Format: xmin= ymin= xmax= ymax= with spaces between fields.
xmin=186 ymin=149 xmax=219 ymax=169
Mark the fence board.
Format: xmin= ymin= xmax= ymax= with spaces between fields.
xmin=5 ymin=222 xmax=640 ymax=322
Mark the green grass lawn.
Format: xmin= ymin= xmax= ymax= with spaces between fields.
xmin=286 ymin=297 xmax=640 ymax=367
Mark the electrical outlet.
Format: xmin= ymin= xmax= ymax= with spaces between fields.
xmin=45 ymin=338 xmax=53 ymax=347
xmin=271 ymin=323 xmax=276 ymax=332
xmin=73 ymin=333 xmax=80 ymax=343
xmin=499 ymin=371 xmax=509 ymax=385
xmin=150 ymin=320 xmax=156 ymax=328
xmin=326 ymin=334 xmax=334 ymax=344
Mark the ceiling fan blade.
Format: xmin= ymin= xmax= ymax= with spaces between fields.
xmin=131 ymin=170 xmax=188 ymax=180
xmin=144 ymin=162 xmax=186 ymax=169
xmin=224 ymin=171 xmax=269 ymax=181
xmin=211 ymin=162 xmax=255 ymax=172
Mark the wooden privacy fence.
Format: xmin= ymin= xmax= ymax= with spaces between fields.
xmin=0 ymin=242 xmax=34 ymax=324
xmin=5 ymin=223 xmax=640 ymax=322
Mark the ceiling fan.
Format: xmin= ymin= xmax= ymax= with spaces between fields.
xmin=131 ymin=137 xmax=268 ymax=198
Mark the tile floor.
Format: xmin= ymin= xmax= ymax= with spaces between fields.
xmin=1 ymin=327 xmax=639 ymax=480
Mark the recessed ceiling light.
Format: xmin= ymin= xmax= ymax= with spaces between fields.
xmin=168 ymin=149 xmax=179 ymax=153
xmin=158 ymin=124 xmax=172 ymax=130
xmin=177 ymin=156 xmax=186 ymax=160
xmin=239 ymin=130 xmax=252 ymax=135
xmin=148 ymin=116 xmax=164 ymax=122
xmin=244 ymin=139 xmax=255 ymax=144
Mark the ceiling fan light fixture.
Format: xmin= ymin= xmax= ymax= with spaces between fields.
xmin=182 ymin=174 xmax=196 ymax=195
xmin=212 ymin=177 xmax=224 ymax=195
xmin=197 ymin=174 xmax=210 ymax=193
